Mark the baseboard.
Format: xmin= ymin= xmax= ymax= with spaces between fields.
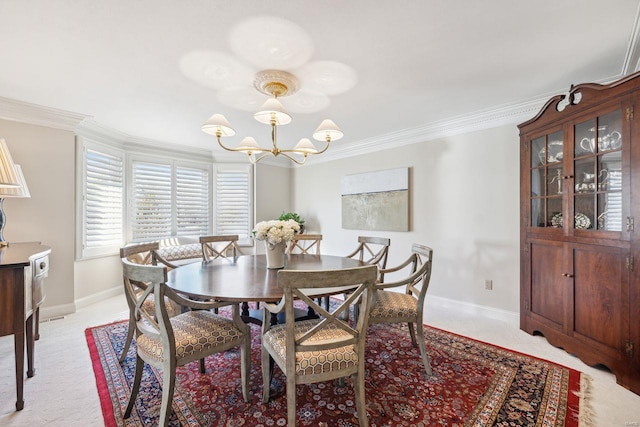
xmin=425 ymin=295 xmax=519 ymax=324
xmin=39 ymin=286 xmax=122 ymax=321
xmin=75 ymin=286 xmax=123 ymax=310
xmin=39 ymin=303 xmax=76 ymax=322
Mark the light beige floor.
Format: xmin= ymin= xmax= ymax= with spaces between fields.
xmin=0 ymin=295 xmax=639 ymax=426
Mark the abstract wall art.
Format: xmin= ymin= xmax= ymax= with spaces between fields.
xmin=341 ymin=167 xmax=409 ymax=231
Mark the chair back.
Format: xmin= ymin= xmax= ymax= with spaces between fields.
xmin=200 ymin=234 xmax=242 ymax=261
xmin=121 ymin=242 xmax=159 ymax=265
xmin=394 ymin=244 xmax=433 ymax=307
xmin=121 ymin=258 xmax=174 ymax=347
xmin=288 ymin=234 xmax=322 ymax=255
xmin=346 ymin=236 xmax=390 ymax=280
xmin=277 ymin=265 xmax=377 ymax=357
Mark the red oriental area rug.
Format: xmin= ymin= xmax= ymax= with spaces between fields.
xmin=86 ymin=317 xmax=591 ymax=426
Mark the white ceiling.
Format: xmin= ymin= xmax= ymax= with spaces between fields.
xmin=1 ymin=1 xmax=639 ymax=163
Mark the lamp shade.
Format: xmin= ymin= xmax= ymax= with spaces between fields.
xmin=237 ymin=137 xmax=264 ymax=153
xmin=254 ymin=98 xmax=292 ymax=125
xmin=293 ymin=138 xmax=318 ymax=154
xmin=312 ymin=119 xmax=344 ymax=142
xmin=201 ymin=114 xmax=236 ymax=137
xmin=0 ymin=138 xmax=21 ymax=187
xmin=0 ymin=165 xmax=30 ymax=198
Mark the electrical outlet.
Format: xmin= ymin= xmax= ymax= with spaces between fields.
xmin=485 ymin=279 xmax=493 ymax=290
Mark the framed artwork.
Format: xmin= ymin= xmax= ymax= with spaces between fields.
xmin=341 ymin=167 xmax=409 ymax=231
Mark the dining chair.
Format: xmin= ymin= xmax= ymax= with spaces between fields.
xmin=199 ymin=234 xmax=242 ymax=261
xmin=287 ymin=234 xmax=327 ymax=311
xmin=346 ymin=236 xmax=391 ymax=281
xmin=121 ymin=258 xmax=251 ymax=426
xmin=287 ymin=233 xmax=322 ymax=255
xmin=344 ymin=236 xmax=391 ymax=319
xmin=261 ymin=265 xmax=377 ymax=427
xmin=118 ymin=242 xmax=180 ymax=364
xmin=199 ymin=234 xmax=248 ymax=315
xmin=366 ymin=243 xmax=434 ymax=375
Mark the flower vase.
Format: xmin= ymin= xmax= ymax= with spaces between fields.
xmin=265 ymin=241 xmax=287 ymax=269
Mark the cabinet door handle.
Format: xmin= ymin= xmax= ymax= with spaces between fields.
xmin=563 ymin=175 xmax=574 ymax=179
xmin=561 ymin=273 xmax=574 ymax=278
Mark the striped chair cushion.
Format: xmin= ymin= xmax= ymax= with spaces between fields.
xmin=263 ymin=319 xmax=357 ymax=376
xmin=137 ymin=310 xmax=244 ymax=363
xmin=370 ymin=290 xmax=418 ymax=319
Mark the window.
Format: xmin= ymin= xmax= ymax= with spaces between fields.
xmin=78 ymin=141 xmax=125 ymax=258
xmin=130 ymin=161 xmax=172 ymax=242
xmin=77 ymin=138 xmax=252 ymax=259
xmin=176 ymin=166 xmax=210 ymax=236
xmin=214 ymin=164 xmax=253 ymax=245
xmin=129 ymin=158 xmax=211 ymax=242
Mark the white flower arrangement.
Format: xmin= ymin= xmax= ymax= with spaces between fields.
xmin=253 ymin=219 xmax=301 ymax=246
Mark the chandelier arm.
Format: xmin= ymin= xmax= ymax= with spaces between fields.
xmin=216 ymin=136 xmax=246 ymax=152
xmin=250 ymin=152 xmax=275 ymax=164
xmin=279 ymin=151 xmax=308 ymax=165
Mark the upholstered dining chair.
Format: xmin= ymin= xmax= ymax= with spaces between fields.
xmin=200 ymin=234 xmax=242 ymax=261
xmin=287 ymin=233 xmax=322 ymax=255
xmin=346 ymin=236 xmax=391 ymax=281
xmin=366 ymin=243 xmax=434 ymax=375
xmin=121 ymin=258 xmax=251 ymax=427
xmin=119 ymin=242 xmax=180 ymax=363
xmin=199 ymin=234 xmax=247 ymax=314
xmin=261 ymin=265 xmax=377 ymax=427
xmin=344 ymin=236 xmax=391 ymax=319
xmin=287 ymin=233 xmax=327 ymax=311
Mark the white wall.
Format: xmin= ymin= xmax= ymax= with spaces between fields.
xmin=0 ymin=119 xmax=76 ymax=313
xmin=254 ymin=162 xmax=292 ymax=253
xmin=292 ymin=124 xmax=520 ymax=313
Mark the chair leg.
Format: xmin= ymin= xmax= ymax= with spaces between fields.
xmin=241 ymin=333 xmax=251 ymax=402
xmin=416 ymin=322 xmax=432 ymax=375
xmin=199 ymin=357 xmax=206 ymax=374
xmin=261 ymin=346 xmax=272 ymax=404
xmin=353 ymin=372 xmax=369 ymax=427
xmin=119 ymin=317 xmax=136 ymax=363
xmin=408 ymin=321 xmax=417 ymax=346
xmin=124 ymin=355 xmax=145 ymax=418
xmin=158 ymin=360 xmax=177 ymax=427
xmin=286 ymin=375 xmax=297 ymax=427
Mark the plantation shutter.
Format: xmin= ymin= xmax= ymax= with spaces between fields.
xmin=83 ymin=148 xmax=124 ymax=256
xmin=176 ymin=166 xmax=210 ymax=236
xmin=215 ymin=164 xmax=252 ymax=244
xmin=131 ymin=161 xmax=172 ymax=241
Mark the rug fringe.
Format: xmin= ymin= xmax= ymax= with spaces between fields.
xmin=573 ymin=374 xmax=595 ymax=427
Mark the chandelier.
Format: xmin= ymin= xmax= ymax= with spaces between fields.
xmin=201 ymin=70 xmax=343 ymax=165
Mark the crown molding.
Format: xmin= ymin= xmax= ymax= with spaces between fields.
xmin=0 ymin=96 xmax=88 ymax=131
xmin=623 ymin=2 xmax=640 ymax=74
xmin=305 ymin=96 xmax=547 ymax=165
xmin=76 ymin=119 xmax=215 ymax=162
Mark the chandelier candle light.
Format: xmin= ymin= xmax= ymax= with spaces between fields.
xmin=202 ymin=70 xmax=344 ymax=165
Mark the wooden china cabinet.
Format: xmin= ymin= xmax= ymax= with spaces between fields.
xmin=519 ymin=71 xmax=640 ymax=394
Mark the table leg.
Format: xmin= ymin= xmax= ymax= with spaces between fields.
xmin=26 ymin=314 xmax=35 ymax=378
xmin=14 ymin=331 xmax=24 ymax=411
xmin=241 ymin=301 xmax=250 ymax=318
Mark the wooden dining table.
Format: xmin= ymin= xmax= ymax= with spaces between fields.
xmin=166 ymin=253 xmax=367 ymax=324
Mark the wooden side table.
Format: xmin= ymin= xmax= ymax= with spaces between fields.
xmin=0 ymin=242 xmax=51 ymax=411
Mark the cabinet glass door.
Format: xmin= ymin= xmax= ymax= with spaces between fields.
xmin=530 ymin=131 xmax=563 ymax=227
xmin=573 ymin=110 xmax=622 ymax=231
